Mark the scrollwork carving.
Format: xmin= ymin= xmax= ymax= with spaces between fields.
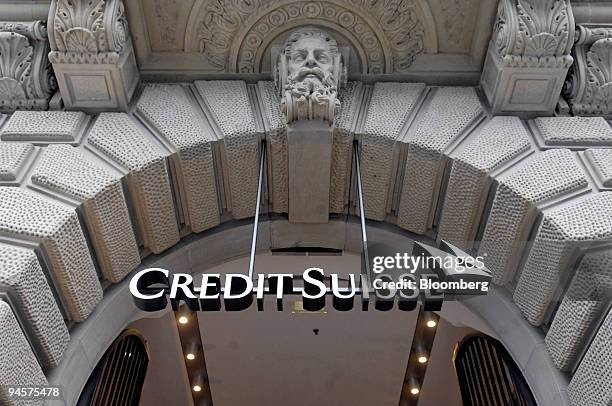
xmin=188 ymin=0 xmax=433 ymax=74
xmin=49 ymin=0 xmax=128 ymax=56
xmin=0 ymin=21 xmax=56 ymax=111
xmin=492 ymin=0 xmax=574 ymax=68
xmin=564 ymin=26 xmax=612 ymax=116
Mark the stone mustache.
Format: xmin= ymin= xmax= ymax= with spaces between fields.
xmin=277 ymin=27 xmax=346 ymax=124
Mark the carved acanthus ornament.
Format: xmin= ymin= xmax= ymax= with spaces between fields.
xmin=276 ymin=27 xmax=346 ymax=124
xmin=47 ymin=0 xmax=139 ymax=110
xmin=0 ymin=21 xmax=57 ymax=111
xmin=49 ymin=0 xmax=129 ymax=64
xmin=492 ymin=0 xmax=574 ymax=68
xmin=564 ymin=26 xmax=612 ymax=117
xmin=191 ymin=0 xmax=429 ymax=74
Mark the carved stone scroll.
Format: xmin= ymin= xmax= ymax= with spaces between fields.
xmin=0 ymin=21 xmax=56 ymax=111
xmin=48 ymin=0 xmax=139 ymax=111
xmin=564 ymin=25 xmax=612 ymax=117
xmin=480 ymin=0 xmax=575 ymax=116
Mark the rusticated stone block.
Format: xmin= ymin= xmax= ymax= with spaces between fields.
xmin=398 ymin=87 xmax=483 ymax=234
xmin=0 ymin=111 xmax=88 ymax=144
xmin=0 ymin=300 xmax=48 ymax=406
xmin=87 ymin=112 xmax=180 ymax=254
xmin=360 ymin=82 xmax=425 ymax=221
xmin=585 ymin=148 xmax=612 ymax=189
xmin=479 ymin=149 xmax=588 ymax=286
xmin=136 ymin=84 xmax=220 ymax=232
xmin=31 ymin=144 xmax=140 ymax=283
xmin=0 ymin=244 xmax=69 ymax=368
xmin=0 ymin=143 xmax=34 ymax=184
xmin=545 ymin=250 xmax=612 ymax=371
xmin=567 ymin=307 xmax=612 ymax=406
xmin=331 ymin=82 xmax=363 ymax=214
xmin=195 ymin=81 xmax=259 ymax=219
xmin=0 ymin=187 xmax=102 ymax=321
xmin=514 ymin=192 xmax=612 ymax=326
xmin=438 ymin=116 xmax=531 ymax=249
xmin=531 ymin=116 xmax=612 ymax=148
xmin=258 ymin=81 xmax=288 ymax=214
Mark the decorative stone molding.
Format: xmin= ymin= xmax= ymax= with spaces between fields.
xmin=48 ymin=0 xmax=139 ymax=111
xmin=276 ymin=27 xmax=346 ymax=124
xmin=185 ymin=0 xmax=437 ymax=74
xmin=0 ymin=20 xmax=56 ymax=112
xmin=480 ymin=0 xmax=575 ymax=116
xmin=564 ymin=25 xmax=612 ymax=117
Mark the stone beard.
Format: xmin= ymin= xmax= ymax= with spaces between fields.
xmin=279 ymin=27 xmax=343 ymax=124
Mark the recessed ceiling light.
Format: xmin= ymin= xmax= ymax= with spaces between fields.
xmin=426 ymin=320 xmax=437 ymax=328
xmin=186 ymin=353 xmax=195 ymax=360
xmin=178 ymin=316 xmax=188 ymax=325
xmin=193 ymin=385 xmax=202 ymax=392
xmin=418 ymin=355 xmax=428 ymax=364
xmin=410 ymin=387 xmax=419 ymax=395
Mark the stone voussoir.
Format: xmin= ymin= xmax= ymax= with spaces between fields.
xmin=0 ymin=187 xmax=102 ymax=322
xmin=31 ymin=144 xmax=140 ymax=283
xmin=0 ymin=243 xmax=69 ymax=368
xmin=136 ymin=84 xmax=220 ymax=232
xmin=398 ymin=86 xmax=483 ymax=234
xmin=0 ymin=300 xmax=48 ymax=406
xmin=87 ymin=112 xmax=180 ymax=254
xmin=479 ymin=149 xmax=589 ymax=286
xmin=194 ymin=80 xmax=259 ymax=220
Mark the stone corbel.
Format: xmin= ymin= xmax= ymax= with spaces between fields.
xmin=0 ymin=21 xmax=57 ymax=112
xmin=480 ymin=0 xmax=575 ymax=116
xmin=48 ymin=0 xmax=139 ymax=111
xmin=564 ymin=25 xmax=612 ymax=117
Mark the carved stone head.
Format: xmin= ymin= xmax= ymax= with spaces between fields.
xmin=277 ymin=27 xmax=345 ymax=124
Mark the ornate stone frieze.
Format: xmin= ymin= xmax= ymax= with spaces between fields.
xmin=481 ymin=0 xmax=575 ymax=116
xmin=564 ymin=25 xmax=612 ymax=117
xmin=0 ymin=20 xmax=56 ymax=111
xmin=276 ymin=27 xmax=346 ymax=124
xmin=48 ymin=0 xmax=138 ymax=111
xmin=187 ymin=0 xmax=434 ymax=74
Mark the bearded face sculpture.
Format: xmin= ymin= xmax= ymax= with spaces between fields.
xmin=277 ymin=27 xmax=346 ymax=124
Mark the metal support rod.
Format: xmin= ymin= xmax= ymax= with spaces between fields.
xmin=248 ymin=140 xmax=266 ymax=280
xmin=354 ymin=141 xmax=371 ymax=277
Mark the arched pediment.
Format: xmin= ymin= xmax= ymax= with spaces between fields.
xmin=184 ymin=0 xmax=438 ymax=74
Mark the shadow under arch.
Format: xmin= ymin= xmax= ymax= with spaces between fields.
xmin=46 ymin=218 xmax=568 ymax=406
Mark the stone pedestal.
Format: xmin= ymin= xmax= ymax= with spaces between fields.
xmin=481 ymin=42 xmax=572 ymax=116
xmin=50 ymin=42 xmax=139 ymax=111
xmin=480 ymin=0 xmax=575 ymax=117
xmin=287 ymin=120 xmax=333 ymax=223
xmin=48 ymin=0 xmax=139 ymax=112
